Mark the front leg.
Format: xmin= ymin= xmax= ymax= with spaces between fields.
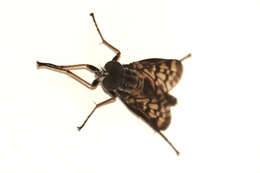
xmin=90 ymin=13 xmax=121 ymax=61
xmin=37 ymin=62 xmax=99 ymax=89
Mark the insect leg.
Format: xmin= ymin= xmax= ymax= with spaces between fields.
xmin=90 ymin=13 xmax=121 ymax=61
xmin=180 ymin=53 xmax=192 ymax=62
xmin=157 ymin=130 xmax=180 ymax=155
xmin=52 ymin=64 xmax=100 ymax=73
xmin=144 ymin=116 xmax=180 ymax=155
xmin=37 ymin=62 xmax=99 ymax=89
xmin=77 ymin=97 xmax=116 ymax=131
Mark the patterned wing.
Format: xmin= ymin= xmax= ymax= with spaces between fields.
xmin=128 ymin=58 xmax=183 ymax=92
xmin=118 ymin=90 xmax=177 ymax=131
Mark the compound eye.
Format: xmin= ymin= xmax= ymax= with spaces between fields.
xmin=105 ymin=61 xmax=122 ymax=74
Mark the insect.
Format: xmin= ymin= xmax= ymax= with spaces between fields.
xmin=37 ymin=13 xmax=191 ymax=155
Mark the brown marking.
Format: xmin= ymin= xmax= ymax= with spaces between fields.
xmin=159 ymin=68 xmax=165 ymax=72
xmin=148 ymin=103 xmax=159 ymax=110
xmin=148 ymin=111 xmax=157 ymax=118
xmin=157 ymin=114 xmax=171 ymax=130
xmin=151 ymin=98 xmax=157 ymax=103
xmin=170 ymin=61 xmax=178 ymax=72
xmin=160 ymin=63 xmax=169 ymax=70
xmin=160 ymin=107 xmax=166 ymax=113
xmin=156 ymin=72 xmax=166 ymax=81
xmin=136 ymin=63 xmax=143 ymax=69
xmin=135 ymin=98 xmax=150 ymax=104
xmin=127 ymin=97 xmax=135 ymax=104
xmin=166 ymin=81 xmax=172 ymax=90
xmin=144 ymin=69 xmax=155 ymax=79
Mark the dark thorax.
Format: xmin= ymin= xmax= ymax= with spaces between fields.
xmin=116 ymin=64 xmax=157 ymax=99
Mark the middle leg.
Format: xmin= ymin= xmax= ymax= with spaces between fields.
xmin=90 ymin=13 xmax=121 ymax=61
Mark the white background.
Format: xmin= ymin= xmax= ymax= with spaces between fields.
xmin=0 ymin=0 xmax=259 ymax=172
